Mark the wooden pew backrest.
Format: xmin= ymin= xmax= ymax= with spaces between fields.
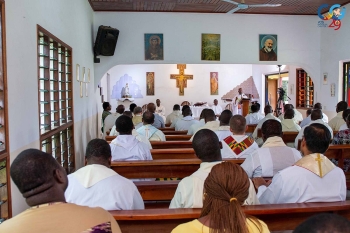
xmin=166 ymin=135 xmax=191 ymax=141
xmin=150 ymin=141 xmax=192 ymax=149
xmin=247 ymin=124 xmax=257 ymax=133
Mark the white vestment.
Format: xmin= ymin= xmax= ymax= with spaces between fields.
xmin=257 ymin=154 xmax=346 ymax=204
xmin=281 ymin=119 xmax=301 ymax=148
xmin=211 ymin=105 xmax=223 ymax=116
xmin=170 ymin=116 xmax=183 ymax=128
xmin=252 ymin=113 xmax=281 ymax=146
xmin=293 ymin=109 xmax=304 ymax=123
xmin=245 ymin=112 xmax=264 ymax=125
xmin=190 ymin=121 xmax=220 ymax=141
xmin=232 ymin=93 xmax=248 ymax=115
xmin=108 ymin=128 xmax=152 ymax=149
xmin=166 ymin=111 xmax=182 ymax=125
xmin=103 ymin=113 xmax=122 ymax=138
xmin=214 ymin=126 xmax=231 ymax=141
xmin=187 ymin=119 xmax=205 ymax=135
xmin=294 ymin=119 xmax=333 ymax=149
xmin=328 ymin=111 xmax=345 ymax=131
xmin=136 ymin=124 xmax=166 ymax=141
xmin=278 ymin=114 xmax=301 ymax=125
xmin=339 ymin=123 xmax=348 ymax=131
xmin=169 ymin=162 xmax=259 ymax=208
xmin=322 ymin=113 xmax=329 ymax=123
xmin=221 ymin=134 xmax=259 ymax=159
xmin=156 ymin=105 xmax=166 ymax=122
xmin=241 ymin=136 xmax=302 ymax=178
xmin=175 ymin=116 xmax=199 ymax=131
xmin=110 ymin=135 xmax=153 ymax=161
xmin=65 ymin=164 xmax=144 ymax=210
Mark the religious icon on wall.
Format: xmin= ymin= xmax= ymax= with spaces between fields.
xmin=201 ymin=34 xmax=220 ymax=61
xmin=259 ymin=34 xmax=277 ymax=61
xmin=210 ymin=72 xmax=219 ymax=95
xmin=144 ymin=34 xmax=163 ymax=60
xmin=146 ymin=72 xmax=155 ymax=95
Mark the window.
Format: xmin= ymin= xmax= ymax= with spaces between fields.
xmin=343 ymin=62 xmax=350 ymax=106
xmin=296 ymin=69 xmax=314 ymax=108
xmin=37 ymin=25 xmax=75 ymax=173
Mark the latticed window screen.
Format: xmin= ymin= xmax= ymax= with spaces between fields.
xmin=37 ymin=26 xmax=75 ymax=173
xmin=296 ymin=69 xmax=314 ymax=108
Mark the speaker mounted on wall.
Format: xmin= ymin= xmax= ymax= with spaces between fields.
xmin=94 ymin=25 xmax=119 ymax=63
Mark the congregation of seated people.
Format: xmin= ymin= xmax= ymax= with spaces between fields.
xmin=3 ymin=99 xmax=350 ymax=232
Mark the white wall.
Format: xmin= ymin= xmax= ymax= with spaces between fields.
xmin=6 ymin=0 xmax=95 ymax=215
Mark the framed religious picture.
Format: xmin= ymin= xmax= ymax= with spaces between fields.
xmin=144 ymin=34 xmax=163 ymax=60
xmin=146 ymin=72 xmax=155 ymax=95
xmin=259 ymin=34 xmax=277 ymax=61
xmin=201 ymin=34 xmax=220 ymax=61
xmin=210 ymin=72 xmax=218 ymax=95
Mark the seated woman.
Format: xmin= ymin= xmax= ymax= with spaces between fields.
xmin=171 ymin=162 xmax=270 ymax=233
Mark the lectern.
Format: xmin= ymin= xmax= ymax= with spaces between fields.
xmin=241 ymin=98 xmax=251 ymax=117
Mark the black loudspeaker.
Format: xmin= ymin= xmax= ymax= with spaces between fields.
xmin=94 ymin=25 xmax=119 ymax=63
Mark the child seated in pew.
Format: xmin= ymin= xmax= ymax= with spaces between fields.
xmin=171 ymin=162 xmax=270 ymax=233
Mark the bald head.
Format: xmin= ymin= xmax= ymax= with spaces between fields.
xmin=264 ymin=105 xmax=273 ymax=115
xmin=205 ymin=109 xmax=216 ymax=123
xmin=192 ymin=129 xmax=222 ymax=162
xmin=230 ymin=115 xmax=246 ymax=134
xmin=147 ymin=103 xmax=156 ymax=113
xmin=142 ymin=111 xmax=155 ymax=125
xmin=219 ymin=110 xmax=232 ymax=126
xmin=311 ymin=109 xmax=323 ymax=121
xmin=261 ymin=119 xmax=282 ymax=141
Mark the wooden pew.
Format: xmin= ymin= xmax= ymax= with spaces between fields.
xmin=150 ymin=141 xmax=192 ymax=149
xmin=134 ymin=180 xmax=179 ymax=201
xmin=166 ymin=135 xmax=191 ymax=141
xmin=159 ymin=127 xmax=175 ymax=131
xmin=162 ymin=131 xmax=188 ymax=135
xmin=111 ymin=158 xmax=244 ymax=179
xmin=150 ymin=148 xmax=196 ymax=159
xmin=110 ymin=201 xmax=350 ymax=233
xmin=247 ymin=124 xmax=257 ymax=133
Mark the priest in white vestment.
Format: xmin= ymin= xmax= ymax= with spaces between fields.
xmin=214 ymin=110 xmax=233 ymax=141
xmin=232 ymin=88 xmax=248 ymax=115
xmin=281 ymin=109 xmax=301 ymax=148
xmin=187 ymin=108 xmax=207 ymax=135
xmin=170 ymin=105 xmax=190 ymax=127
xmin=252 ymin=105 xmax=281 ymax=146
xmin=190 ymin=109 xmax=220 ymax=141
xmin=219 ymin=115 xmax=259 ymax=159
xmin=175 ymin=108 xmax=198 ymax=131
xmin=328 ymin=101 xmax=348 ymax=131
xmin=294 ymin=109 xmax=333 ymax=149
xmin=65 ymin=139 xmax=144 ymax=210
xmin=211 ymin=99 xmax=223 ymax=117
xmin=166 ymin=104 xmax=182 ymax=125
xmin=103 ymin=105 xmax=125 ymax=138
xmin=242 ymin=119 xmax=301 ymax=178
xmin=278 ymin=104 xmax=303 ymax=124
xmin=245 ymin=104 xmax=264 ymax=125
xmin=137 ymin=111 xmax=166 ymax=141
xmin=155 ymin=99 xmax=166 ymax=122
xmin=110 ymin=115 xmax=153 ymax=161
xmin=169 ymin=129 xmax=259 ymax=209
xmin=253 ymin=123 xmax=346 ymax=204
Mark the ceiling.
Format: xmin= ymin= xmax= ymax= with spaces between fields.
xmin=88 ymin=0 xmax=349 ymax=15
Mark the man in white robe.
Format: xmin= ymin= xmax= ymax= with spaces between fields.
xmin=166 ymin=104 xmax=182 ymax=125
xmin=281 ymin=109 xmax=301 ymax=148
xmin=328 ymin=101 xmax=348 ymax=131
xmin=245 ymin=104 xmax=264 ymax=125
xmin=211 ymin=99 xmax=223 ymax=117
xmin=252 ymin=105 xmax=281 ymax=146
xmin=241 ymin=119 xmax=301 ymax=178
xmin=214 ymin=110 xmax=233 ymax=141
xmin=314 ymin=102 xmax=328 ymax=123
xmin=190 ymin=109 xmax=220 ymax=141
xmin=294 ymin=109 xmax=333 ymax=149
xmin=232 ymin=88 xmax=248 ymax=115
xmin=137 ymin=111 xmax=166 ymax=141
xmin=220 ymin=115 xmax=259 ymax=159
xmin=169 ymin=129 xmax=259 ymax=209
xmin=103 ymin=104 xmax=125 ymax=138
xmin=65 ymin=139 xmax=144 ymax=210
xmin=170 ymin=105 xmax=190 ymax=127
xmin=110 ymin=115 xmax=153 ymax=161
xmin=155 ymin=99 xmax=166 ymax=122
xmin=187 ymin=108 xmax=207 ymax=135
xmin=278 ymin=104 xmax=303 ymax=125
xmin=253 ymin=123 xmax=346 ymax=204
xmin=147 ymin=102 xmax=165 ymax=129
xmin=175 ymin=108 xmax=198 ymax=131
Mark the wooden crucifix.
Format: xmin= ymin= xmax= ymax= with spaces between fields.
xmin=170 ymin=64 xmax=193 ymax=96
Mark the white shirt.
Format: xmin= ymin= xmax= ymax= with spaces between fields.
xmin=214 ymin=126 xmax=231 ymax=141
xmin=110 ymin=135 xmax=153 ymax=161
xmin=109 ymin=128 xmax=152 ymax=149
xmin=221 ymin=134 xmax=259 ymax=159
xmin=103 ymin=113 xmax=122 ymax=138
xmin=246 ymin=112 xmax=264 ymax=125
xmin=293 ymin=109 xmax=303 ymax=123
xmin=156 ymin=105 xmax=166 ymax=116
xmin=252 ymin=113 xmax=281 ymax=146
xmin=175 ymin=116 xmax=199 ymax=131
xmin=137 ymin=124 xmax=166 ymax=141
xmin=241 ymin=136 xmax=302 ymax=178
xmin=211 ymin=105 xmax=223 ymax=115
xmin=322 ymin=113 xmax=329 ymax=123
xmin=339 ymin=123 xmax=348 ymax=131
xmin=169 ymin=162 xmax=259 ymax=208
xmin=328 ymin=111 xmax=345 ymax=131
xmin=190 ymin=121 xmax=221 ymax=141
xmin=187 ymin=119 xmax=205 ymax=135
xmin=166 ymin=110 xmax=182 ymax=125
xmin=65 ymin=164 xmax=144 ymax=210
xmin=278 ymin=113 xmax=301 ymax=125
xmin=232 ymin=93 xmax=248 ymax=115
xmin=281 ymin=119 xmax=301 ymax=148
xmin=294 ymin=119 xmax=333 ymax=148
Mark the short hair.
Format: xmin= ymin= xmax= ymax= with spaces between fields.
xmin=133 ymin=106 xmax=142 ymax=115
xmin=250 ymin=104 xmax=258 ymax=113
xmin=284 ymin=108 xmax=295 ymax=119
xmin=337 ymin=101 xmax=348 ymax=112
xmin=314 ymin=102 xmax=322 ymax=110
xmin=304 ymin=123 xmax=331 ymax=153
xmin=283 ymin=104 xmax=293 ymax=111
xmin=129 ymin=103 xmax=137 ymax=112
xmin=143 ymin=111 xmax=154 ymax=124
xmin=173 ymin=104 xmax=180 ymax=111
xmin=199 ymin=108 xmax=209 ymax=120
xmin=123 ymin=111 xmax=133 ymax=119
xmin=264 ymin=105 xmax=273 ymax=114
xmin=230 ymin=115 xmax=246 ymax=134
xmin=103 ymin=102 xmax=110 ymax=110
xmin=116 ymin=105 xmax=125 ymax=114
xmin=261 ymin=120 xmax=282 ymax=138
xmin=85 ymin=139 xmax=111 ymax=162
xmin=205 ymin=109 xmax=216 ymax=122
xmin=293 ymin=213 xmax=350 ymax=233
xmin=306 ymin=108 xmax=312 ymax=116
xmin=192 ymin=129 xmax=222 ymax=162
xmin=147 ymin=103 xmax=156 ymax=112
xmin=219 ymin=110 xmax=233 ymax=125
xmin=255 ymin=103 xmax=261 ymax=111
xmin=343 ymin=109 xmax=350 ymax=121
xmin=10 ymin=149 xmax=61 ymax=194
xmin=182 ymin=105 xmax=190 ymax=112
xmin=183 ymin=108 xmax=192 ymax=117
xmin=116 ymin=115 xmax=133 ymax=134
xmin=311 ymin=109 xmax=323 ymax=121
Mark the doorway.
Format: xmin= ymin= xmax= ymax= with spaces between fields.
xmin=265 ymin=72 xmax=289 ymax=115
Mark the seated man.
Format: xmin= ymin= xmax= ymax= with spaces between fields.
xmin=190 ymin=109 xmax=220 ymax=141
xmin=220 ymin=115 xmax=259 ymax=158
xmin=137 ymin=111 xmax=166 ymax=141
xmin=155 ymin=99 xmax=166 ymax=122
xmin=281 ymin=108 xmax=301 ymax=148
xmin=187 ymin=108 xmax=207 ymax=135
xmin=147 ymin=102 xmax=165 ymax=129
xmin=211 ymin=99 xmax=222 ymax=117
xmin=254 ymin=123 xmax=346 ymax=204
xmin=166 ymin=104 xmax=182 ymax=125
xmin=133 ymin=106 xmax=143 ymax=128
xmin=338 ymin=108 xmax=350 ymax=131
xmin=169 ymin=129 xmax=259 ymax=208
xmin=129 ymin=103 xmax=137 ymax=114
xmin=332 ymin=113 xmax=350 ymax=172
xmin=171 ymin=105 xmax=189 ymax=127
xmin=328 ymin=101 xmax=348 ymax=131
xmin=314 ymin=102 xmax=328 ymax=123
xmin=294 ymin=109 xmax=333 ymax=149
xmin=65 ymin=139 xmax=144 ymax=210
xmin=0 ymin=149 xmax=121 ymax=233
xmin=278 ymin=104 xmax=303 ymax=124
xmin=294 ymin=213 xmax=350 ymax=233
xmin=241 ymin=119 xmax=301 ymax=178
xmin=245 ymin=104 xmax=264 ymax=125
xmin=300 ymin=108 xmax=312 ymax=128
xmin=101 ymin=101 xmax=111 ymax=133
xmin=175 ymin=108 xmax=198 ymax=131
xmin=214 ymin=109 xmax=233 ymax=141
xmin=103 ymin=104 xmax=125 ymax=138
xmin=110 ymin=115 xmax=153 ymax=160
